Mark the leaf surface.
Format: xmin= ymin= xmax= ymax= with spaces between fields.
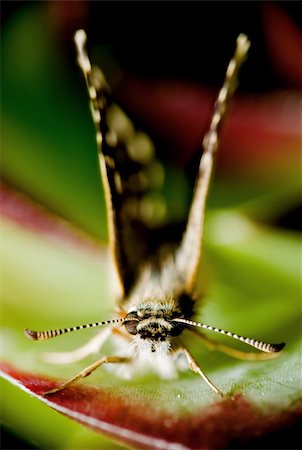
xmin=1 ymin=189 xmax=301 ymax=449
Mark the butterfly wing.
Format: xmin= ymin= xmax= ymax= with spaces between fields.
xmin=173 ymin=34 xmax=251 ymax=292
xmin=75 ymin=31 xmax=171 ymax=297
xmin=75 ymin=31 xmax=250 ymax=299
xmin=99 ymin=100 xmax=168 ymax=295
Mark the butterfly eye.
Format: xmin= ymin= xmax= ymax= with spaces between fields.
xmin=125 ymin=320 xmax=139 ymax=335
xmin=170 ymin=321 xmax=185 ymax=337
xmin=124 ymin=312 xmax=139 ymax=335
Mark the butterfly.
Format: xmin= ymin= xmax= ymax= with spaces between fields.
xmin=25 ymin=30 xmax=285 ymax=397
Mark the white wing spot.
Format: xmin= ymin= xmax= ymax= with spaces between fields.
xmin=96 ymin=132 xmax=103 ymax=145
xmin=226 ymin=59 xmax=236 ymax=78
xmin=218 ymin=86 xmax=227 ymax=104
xmin=89 ymin=87 xmax=97 ymax=100
xmin=93 ymin=109 xmax=101 ymax=124
xmin=105 ymin=130 xmax=118 ymax=147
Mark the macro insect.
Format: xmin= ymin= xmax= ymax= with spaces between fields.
xmin=25 ymin=31 xmax=285 ymax=397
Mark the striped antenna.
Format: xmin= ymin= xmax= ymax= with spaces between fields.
xmin=24 ymin=318 xmax=125 ymax=341
xmin=173 ymin=318 xmax=285 ymax=353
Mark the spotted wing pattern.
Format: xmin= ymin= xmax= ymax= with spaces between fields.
xmin=75 ymin=32 xmax=170 ymax=297
xmin=75 ymin=31 xmax=250 ymax=300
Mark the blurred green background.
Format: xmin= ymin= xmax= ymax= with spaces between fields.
xmin=1 ymin=2 xmax=301 ymax=449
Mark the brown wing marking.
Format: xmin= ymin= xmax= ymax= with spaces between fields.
xmin=75 ymin=31 xmax=166 ymax=297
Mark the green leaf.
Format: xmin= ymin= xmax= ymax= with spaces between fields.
xmin=1 ymin=190 xmax=301 ymax=449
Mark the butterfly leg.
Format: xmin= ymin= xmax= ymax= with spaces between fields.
xmin=42 ymin=328 xmax=112 ymax=364
xmin=44 ymin=355 xmax=130 ymax=395
xmin=190 ymin=329 xmax=282 ymax=361
xmin=175 ymin=347 xmax=223 ymax=397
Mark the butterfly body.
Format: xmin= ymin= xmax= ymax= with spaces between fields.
xmin=108 ymin=329 xmax=179 ymax=380
xmin=109 ymin=257 xmax=195 ymax=378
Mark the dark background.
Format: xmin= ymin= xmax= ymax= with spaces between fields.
xmin=2 ymin=1 xmax=301 ymax=234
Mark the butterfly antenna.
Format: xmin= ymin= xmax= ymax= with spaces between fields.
xmin=25 ymin=318 xmax=125 ymax=341
xmin=173 ymin=318 xmax=285 ymax=353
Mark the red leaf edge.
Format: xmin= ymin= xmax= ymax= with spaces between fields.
xmin=1 ymin=362 xmax=301 ymax=450
xmin=0 ymin=182 xmax=106 ymax=258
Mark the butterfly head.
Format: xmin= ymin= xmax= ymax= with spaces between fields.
xmin=124 ymin=309 xmax=185 ymax=344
